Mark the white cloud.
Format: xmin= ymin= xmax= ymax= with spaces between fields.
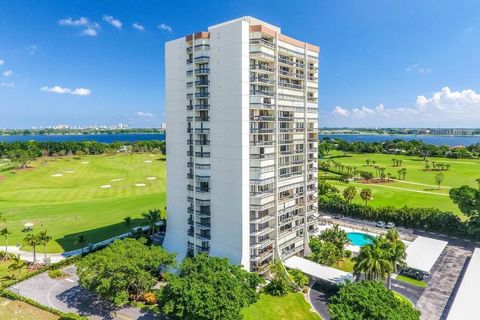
xmin=406 ymin=64 xmax=432 ymax=74
xmin=0 ymin=59 xmax=4 ymax=65
xmin=135 ymin=111 xmax=155 ymax=119
xmin=71 ymin=88 xmax=91 ymax=96
xmin=1 ymin=82 xmax=14 ymax=88
xmin=326 ymin=87 xmax=480 ymax=127
xmin=58 ymin=17 xmax=90 ymax=26
xmin=81 ymin=28 xmax=98 ymax=37
xmin=3 ymin=70 xmax=13 ymax=77
xmin=132 ymin=23 xmax=145 ymax=31
xmin=58 ymin=17 xmax=100 ymax=36
xmin=158 ymin=23 xmax=172 ymax=32
xmin=40 ymin=85 xmax=91 ymax=96
xmin=103 ymin=15 xmax=122 ymax=29
xmin=27 ymin=44 xmax=39 ymax=55
xmin=332 ymin=106 xmax=350 ymax=117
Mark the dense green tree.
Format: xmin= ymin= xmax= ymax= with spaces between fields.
xmin=329 ymin=281 xmax=420 ymax=320
xmin=353 ymin=237 xmax=392 ymax=281
xmin=7 ymin=149 xmax=37 ymax=168
xmin=160 ymin=254 xmax=263 ymax=320
xmin=77 ymin=238 xmax=175 ymax=306
xmin=343 ymin=186 xmax=357 ymax=203
xmin=288 ymin=268 xmax=309 ymax=288
xmin=142 ymin=209 xmax=164 ymax=235
xmin=265 ymin=260 xmax=291 ymax=296
xmin=309 ymin=238 xmax=341 ymax=266
xmin=317 ymin=224 xmax=351 ymax=258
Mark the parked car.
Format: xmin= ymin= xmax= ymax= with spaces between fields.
xmin=386 ymin=222 xmax=395 ymax=229
xmin=400 ymin=268 xmax=425 ymax=280
xmin=375 ymin=221 xmax=386 ymax=228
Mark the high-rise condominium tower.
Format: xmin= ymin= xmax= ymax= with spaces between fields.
xmin=163 ymin=16 xmax=319 ymax=272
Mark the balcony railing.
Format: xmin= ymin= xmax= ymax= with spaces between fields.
xmin=195 ymin=56 xmax=210 ymax=63
xmin=250 ymin=64 xmax=274 ymax=72
xmin=195 ymin=104 xmax=210 ymax=110
xmin=250 ymin=90 xmax=274 ymax=97
xmin=250 ymin=115 xmax=275 ymax=121
xmin=195 ymin=152 xmax=210 ymax=158
xmin=195 ymin=80 xmax=210 ymax=86
xmin=249 ymin=38 xmax=275 ymax=49
xmin=195 ymin=92 xmax=210 ymax=98
xmin=195 ymin=68 xmax=210 ymax=74
xmin=278 ymin=82 xmax=303 ymax=90
xmin=195 ymin=140 xmax=210 ymax=145
xmin=278 ymin=58 xmax=294 ymax=66
xmin=250 ymin=128 xmax=274 ymax=133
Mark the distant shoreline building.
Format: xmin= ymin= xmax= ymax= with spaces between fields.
xmin=163 ymin=16 xmax=319 ymax=272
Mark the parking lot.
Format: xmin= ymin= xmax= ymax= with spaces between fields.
xmin=8 ymin=266 xmax=159 ymax=320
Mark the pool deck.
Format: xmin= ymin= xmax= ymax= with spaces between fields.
xmin=316 ymin=224 xmax=413 ymax=254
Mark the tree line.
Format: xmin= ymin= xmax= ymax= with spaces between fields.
xmin=319 ymin=138 xmax=480 ymax=159
xmin=318 ymin=181 xmax=480 ymax=240
xmin=0 ymin=140 xmax=166 ymax=168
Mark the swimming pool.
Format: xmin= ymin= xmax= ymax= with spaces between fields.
xmin=347 ymin=232 xmax=374 ymax=246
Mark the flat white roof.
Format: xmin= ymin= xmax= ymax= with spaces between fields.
xmin=447 ymin=248 xmax=480 ymax=320
xmin=405 ymin=236 xmax=448 ymax=272
xmin=284 ymin=256 xmax=353 ymax=284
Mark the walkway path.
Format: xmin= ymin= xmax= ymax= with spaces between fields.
xmin=353 ymin=181 xmax=449 ymax=196
xmin=3 ymin=225 xmax=157 ymax=263
xmin=391 ymin=179 xmax=451 ymax=189
xmin=416 ymin=243 xmax=471 ymax=320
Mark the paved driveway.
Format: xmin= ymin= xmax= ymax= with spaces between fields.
xmin=9 ymin=266 xmax=160 ymax=320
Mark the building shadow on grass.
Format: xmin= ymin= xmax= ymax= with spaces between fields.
xmin=55 ymin=218 xmax=148 ymax=252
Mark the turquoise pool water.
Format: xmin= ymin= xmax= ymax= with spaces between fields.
xmin=347 ymin=232 xmax=374 ymax=246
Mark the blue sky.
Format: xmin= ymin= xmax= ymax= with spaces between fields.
xmin=1 ymin=0 xmax=479 ymax=128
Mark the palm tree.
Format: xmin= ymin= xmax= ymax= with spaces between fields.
xmin=383 ymin=229 xmax=407 ymax=289
xmin=37 ymin=230 xmax=52 ymax=262
xmin=0 ymin=227 xmax=11 ymax=260
xmin=75 ymin=235 xmax=87 ymax=255
xmin=353 ymin=237 xmax=392 ymax=282
xmin=142 ymin=209 xmax=163 ymax=235
xmin=360 ymin=188 xmax=373 ymax=205
xmin=8 ymin=254 xmax=26 ymax=277
xmin=23 ymin=233 xmax=41 ymax=265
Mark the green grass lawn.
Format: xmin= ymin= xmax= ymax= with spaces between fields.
xmin=320 ymin=151 xmax=480 ymax=216
xmin=332 ymin=258 xmax=354 ymax=273
xmin=0 ymin=297 xmax=58 ymax=320
xmin=395 ymin=275 xmax=428 ymax=288
xmin=0 ymin=153 xmax=166 ymax=253
xmin=242 ymin=293 xmax=321 ymax=320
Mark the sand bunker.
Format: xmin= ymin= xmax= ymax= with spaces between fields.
xmin=100 ymin=185 xmax=111 ymax=189
xmin=147 ymin=177 xmax=157 ymax=180
xmin=81 ymin=161 xmax=89 ymax=164
xmin=65 ymin=170 xmax=75 ymax=174
xmin=135 ymin=183 xmax=146 ymax=187
xmin=144 ymin=160 xmax=152 ymax=163
xmin=111 ymin=178 xmax=124 ymax=182
xmin=51 ymin=174 xmax=63 ymax=177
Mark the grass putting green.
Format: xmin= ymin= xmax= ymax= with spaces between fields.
xmin=320 ymin=151 xmax=480 ymax=216
xmin=242 ymin=293 xmax=321 ymax=320
xmin=0 ymin=153 xmax=166 ymax=253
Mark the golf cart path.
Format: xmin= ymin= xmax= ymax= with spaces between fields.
xmin=391 ymin=179 xmax=451 ymax=189
xmin=353 ymin=182 xmax=449 ymax=196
